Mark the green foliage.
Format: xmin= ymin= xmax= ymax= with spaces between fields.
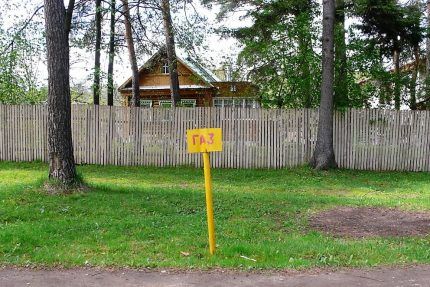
xmin=353 ymin=0 xmax=405 ymax=54
xmin=234 ymin=0 xmax=321 ymax=108
xmin=1 ymin=162 xmax=430 ymax=268
xmin=349 ymin=0 xmax=426 ymax=108
xmin=210 ymin=0 xmax=428 ymax=110
xmin=353 ymin=0 xmax=424 ymax=54
xmin=0 ymin=22 xmax=47 ymax=104
xmin=214 ymin=0 xmax=395 ymax=109
xmin=346 ymin=30 xmax=386 ymax=107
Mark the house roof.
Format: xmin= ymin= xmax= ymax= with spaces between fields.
xmin=118 ymin=48 xmax=221 ymax=91
xmin=180 ymin=56 xmax=220 ymax=83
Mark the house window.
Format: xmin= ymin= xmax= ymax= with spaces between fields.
xmin=224 ymin=99 xmax=234 ymax=107
xmin=230 ymin=84 xmax=237 ymax=92
xmin=162 ymin=62 xmax=169 ymax=74
xmin=181 ymin=99 xmax=197 ymax=107
xmin=213 ymin=98 xmax=223 ymax=107
xmin=213 ymin=98 xmax=233 ymax=107
xmin=245 ymin=98 xmax=259 ymax=108
xmin=140 ymin=99 xmax=152 ymax=108
xmin=233 ymin=99 xmax=243 ymax=107
xmin=159 ymin=100 xmax=172 ymax=108
xmin=213 ymin=97 xmax=259 ymax=108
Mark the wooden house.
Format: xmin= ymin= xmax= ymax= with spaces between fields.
xmin=118 ymin=50 xmax=259 ymax=108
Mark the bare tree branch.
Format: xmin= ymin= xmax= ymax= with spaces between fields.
xmin=1 ymin=5 xmax=44 ymax=54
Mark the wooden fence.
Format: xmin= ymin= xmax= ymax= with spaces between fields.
xmin=1 ymin=104 xmax=430 ymax=171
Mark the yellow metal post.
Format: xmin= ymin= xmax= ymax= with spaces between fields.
xmin=202 ymin=151 xmax=216 ymax=255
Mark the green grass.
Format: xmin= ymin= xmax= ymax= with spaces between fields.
xmin=1 ymin=161 xmax=430 ymax=269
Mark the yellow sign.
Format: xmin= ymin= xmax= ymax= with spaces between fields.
xmin=186 ymin=128 xmax=223 ymax=153
xmin=186 ymin=128 xmax=222 ymax=255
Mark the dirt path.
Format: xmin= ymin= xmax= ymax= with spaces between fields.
xmin=1 ymin=265 xmax=429 ymax=287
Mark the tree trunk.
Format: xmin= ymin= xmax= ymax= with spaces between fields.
xmin=65 ymin=0 xmax=75 ymax=34
xmin=122 ymin=0 xmax=140 ymax=107
xmin=334 ymin=0 xmax=348 ymax=108
xmin=93 ymin=0 xmax=102 ymax=105
xmin=107 ymin=0 xmax=116 ymax=106
xmin=393 ymin=48 xmax=401 ymax=110
xmin=410 ymin=45 xmax=419 ymax=110
xmin=310 ymin=0 xmax=337 ymax=170
xmin=43 ymin=0 xmax=77 ymax=184
xmin=161 ymin=0 xmax=180 ymax=106
xmin=297 ymin=13 xmax=312 ymax=108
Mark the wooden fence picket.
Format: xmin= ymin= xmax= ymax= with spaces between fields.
xmin=1 ymin=104 xmax=430 ymax=171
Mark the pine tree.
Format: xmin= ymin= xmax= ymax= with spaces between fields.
xmin=43 ymin=0 xmax=77 ymax=184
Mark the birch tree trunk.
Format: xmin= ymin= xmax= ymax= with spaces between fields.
xmin=44 ymin=0 xmax=77 ymax=184
xmin=161 ymin=0 xmax=180 ymax=106
xmin=122 ymin=0 xmax=140 ymax=107
xmin=310 ymin=0 xmax=337 ymax=170
xmin=107 ymin=0 xmax=116 ymax=106
xmin=93 ymin=0 xmax=102 ymax=105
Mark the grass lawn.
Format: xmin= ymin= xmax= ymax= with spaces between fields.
xmin=0 ymin=161 xmax=430 ymax=269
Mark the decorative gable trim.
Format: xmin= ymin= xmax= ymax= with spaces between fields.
xmin=118 ymin=49 xmax=220 ymax=91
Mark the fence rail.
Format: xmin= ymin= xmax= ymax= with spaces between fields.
xmin=1 ymin=104 xmax=430 ymax=171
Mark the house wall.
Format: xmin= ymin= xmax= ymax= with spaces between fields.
xmin=138 ymin=62 xmax=207 ymax=87
xmin=213 ymin=82 xmax=258 ymax=98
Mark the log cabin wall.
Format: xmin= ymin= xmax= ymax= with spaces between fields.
xmin=212 ymin=82 xmax=258 ymax=98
